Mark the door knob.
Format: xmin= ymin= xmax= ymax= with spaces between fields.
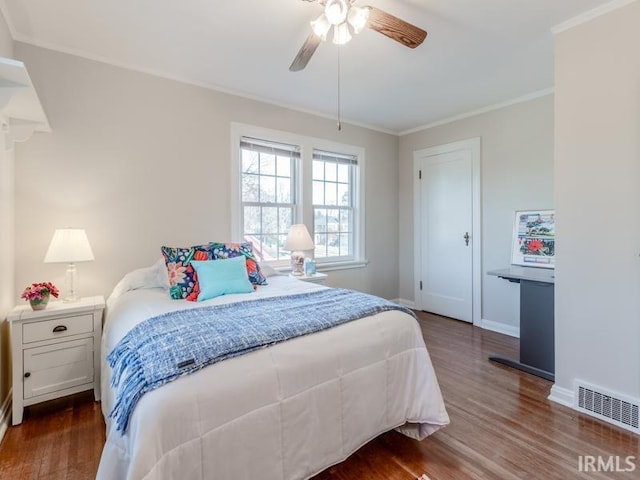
xmin=464 ymin=232 xmax=470 ymax=246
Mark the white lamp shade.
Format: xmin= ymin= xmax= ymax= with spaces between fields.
xmin=333 ymin=21 xmax=352 ymax=45
xmin=311 ymin=14 xmax=331 ymax=40
xmin=44 ymin=228 xmax=95 ymax=263
xmin=348 ymin=6 xmax=370 ymax=34
xmin=285 ymin=224 xmax=314 ymax=252
xmin=325 ymin=0 xmax=349 ymax=25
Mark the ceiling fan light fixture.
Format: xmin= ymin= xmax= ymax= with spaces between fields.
xmin=325 ymin=0 xmax=349 ymax=26
xmin=347 ymin=6 xmax=370 ymax=34
xmin=333 ymin=21 xmax=352 ymax=45
xmin=310 ymin=14 xmax=331 ymax=40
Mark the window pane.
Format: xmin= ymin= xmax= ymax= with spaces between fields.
xmin=242 ymin=150 xmax=260 ymax=174
xmin=246 ymin=235 xmax=265 ymax=261
xmin=279 ymin=208 xmax=292 ymax=234
xmin=263 ymin=235 xmax=279 ymax=254
xmin=314 ymin=208 xmax=327 ymax=232
xmin=325 ymin=162 xmax=337 ymax=182
xmin=327 ymin=209 xmax=339 ymax=233
xmin=244 ymin=206 xmax=261 ymax=234
xmin=312 ymin=160 xmax=324 ymax=180
xmin=313 ymin=181 xmax=324 ymax=205
xmin=262 ymin=207 xmax=278 ymax=234
xmin=325 ymin=183 xmax=337 ymax=206
xmin=314 ymin=233 xmax=327 ymax=258
xmin=327 ymin=233 xmax=339 ymax=257
xmin=251 ymin=235 xmax=278 ymax=261
xmin=260 ymin=176 xmax=276 ymax=203
xmin=278 ymin=234 xmax=290 ymax=259
xmin=340 ymin=209 xmax=351 ymax=232
xmin=337 ymin=183 xmax=349 ymax=206
xmin=242 ymin=174 xmax=259 ymax=202
xmin=339 ymin=233 xmax=350 ymax=256
xmin=337 ymin=163 xmax=349 ymax=183
xmin=251 ymin=235 xmax=280 ymax=262
xmin=276 ymin=177 xmax=291 ymax=203
xmin=277 ymin=156 xmax=291 ymax=177
xmin=260 ymin=153 xmax=276 ymax=175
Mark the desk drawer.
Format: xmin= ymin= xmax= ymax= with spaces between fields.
xmin=22 ymin=314 xmax=94 ymax=344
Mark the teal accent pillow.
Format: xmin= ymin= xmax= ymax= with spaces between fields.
xmin=191 ymin=257 xmax=254 ymax=301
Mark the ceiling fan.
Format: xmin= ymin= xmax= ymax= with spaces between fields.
xmin=290 ymin=0 xmax=427 ymax=72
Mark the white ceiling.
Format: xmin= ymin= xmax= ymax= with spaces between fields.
xmin=0 ymin=0 xmax=615 ymax=134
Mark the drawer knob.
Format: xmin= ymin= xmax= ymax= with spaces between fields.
xmin=52 ymin=325 xmax=68 ymax=333
xmin=24 ymin=372 xmax=30 ymax=378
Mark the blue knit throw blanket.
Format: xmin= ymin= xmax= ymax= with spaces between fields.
xmin=108 ymin=288 xmax=414 ymax=434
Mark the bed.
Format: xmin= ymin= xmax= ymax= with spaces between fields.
xmin=97 ymin=261 xmax=449 ymax=480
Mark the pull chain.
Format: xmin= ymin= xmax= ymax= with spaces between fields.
xmin=337 ymin=47 xmax=342 ymax=131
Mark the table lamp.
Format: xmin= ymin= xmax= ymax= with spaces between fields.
xmin=285 ymin=224 xmax=314 ymax=276
xmin=44 ymin=228 xmax=95 ymax=302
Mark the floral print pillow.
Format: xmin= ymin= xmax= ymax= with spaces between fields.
xmin=209 ymin=242 xmax=268 ymax=286
xmin=161 ymin=242 xmax=266 ymax=301
xmin=161 ymin=244 xmax=215 ymax=300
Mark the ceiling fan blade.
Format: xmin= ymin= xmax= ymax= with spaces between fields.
xmin=289 ymin=33 xmax=322 ymax=72
xmin=365 ymin=6 xmax=427 ymax=49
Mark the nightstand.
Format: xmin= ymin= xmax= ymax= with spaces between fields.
xmin=9 ymin=295 xmax=105 ymax=425
xmin=289 ymin=272 xmax=328 ymax=284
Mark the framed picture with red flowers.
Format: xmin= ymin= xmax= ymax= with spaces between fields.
xmin=511 ymin=210 xmax=555 ymax=269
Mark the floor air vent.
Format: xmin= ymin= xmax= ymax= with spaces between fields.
xmin=576 ymin=381 xmax=639 ymax=434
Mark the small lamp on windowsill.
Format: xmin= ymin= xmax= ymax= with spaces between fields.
xmin=44 ymin=228 xmax=95 ymax=302
xmin=285 ymin=224 xmax=314 ymax=276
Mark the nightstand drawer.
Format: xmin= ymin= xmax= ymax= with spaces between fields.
xmin=22 ymin=313 xmax=94 ymax=344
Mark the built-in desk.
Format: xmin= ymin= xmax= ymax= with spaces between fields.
xmin=487 ymin=267 xmax=555 ymax=381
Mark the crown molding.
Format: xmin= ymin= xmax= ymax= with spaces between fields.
xmin=9 ymin=33 xmax=397 ymax=136
xmin=399 ymin=88 xmax=554 ymax=136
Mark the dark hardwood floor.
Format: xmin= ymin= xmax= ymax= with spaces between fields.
xmin=1 ymin=311 xmax=638 ymax=479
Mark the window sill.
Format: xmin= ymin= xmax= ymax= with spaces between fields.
xmin=274 ymin=259 xmax=369 ymax=274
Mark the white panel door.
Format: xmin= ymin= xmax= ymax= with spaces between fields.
xmin=415 ymin=140 xmax=479 ymax=323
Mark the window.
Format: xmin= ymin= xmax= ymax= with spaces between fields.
xmin=239 ymin=137 xmax=299 ymax=262
xmin=312 ymin=150 xmax=356 ymax=260
xmin=232 ymin=124 xmax=365 ymax=270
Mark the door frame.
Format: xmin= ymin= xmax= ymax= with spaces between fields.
xmin=413 ymin=137 xmax=482 ymax=326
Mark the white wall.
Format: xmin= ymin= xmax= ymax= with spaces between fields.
xmin=399 ymin=95 xmax=554 ymax=333
xmin=553 ymin=2 xmax=640 ymax=402
xmin=0 ymin=9 xmax=12 ymax=58
xmin=0 ymin=7 xmax=14 ymax=434
xmin=13 ymin=43 xmax=400 ymax=302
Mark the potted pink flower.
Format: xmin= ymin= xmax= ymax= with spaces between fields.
xmin=21 ymin=282 xmax=60 ymax=310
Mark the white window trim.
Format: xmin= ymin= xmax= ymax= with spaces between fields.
xmin=230 ymin=122 xmax=367 ymax=271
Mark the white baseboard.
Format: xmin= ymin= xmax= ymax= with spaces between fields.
xmin=548 ymin=384 xmax=574 ymax=408
xmin=0 ymin=388 xmax=12 ymax=444
xmin=394 ymin=298 xmax=416 ymax=309
xmin=480 ymin=318 xmax=520 ymax=338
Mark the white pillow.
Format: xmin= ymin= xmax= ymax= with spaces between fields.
xmin=257 ymin=262 xmax=283 ymax=278
xmin=108 ymin=257 xmax=169 ymax=303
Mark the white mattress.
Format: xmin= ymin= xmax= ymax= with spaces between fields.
xmin=97 ymin=275 xmax=449 ymax=480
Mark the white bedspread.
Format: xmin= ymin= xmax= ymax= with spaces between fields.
xmin=97 ymin=276 xmax=449 ymax=480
